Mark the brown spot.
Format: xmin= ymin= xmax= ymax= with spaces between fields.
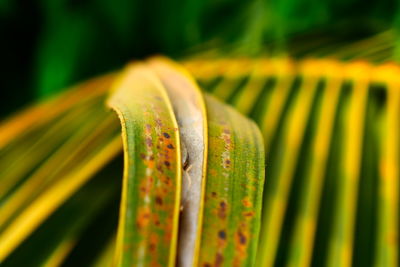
xmin=218 ymin=230 xmax=227 ymax=240
xmin=167 ymin=144 xmax=174 ymax=149
xmin=215 ymin=253 xmax=224 ymax=267
xmin=155 ymin=196 xmax=163 ymax=205
xmin=156 ymin=164 xmax=163 ymax=172
xmin=218 ymin=201 xmax=227 ymax=219
xmin=139 ymin=176 xmax=154 ymax=194
xmin=163 ymin=132 xmax=170 ymax=138
xmin=149 ymin=233 xmax=158 ymax=253
xmin=211 ymin=192 xmax=217 ymax=197
xmin=145 ymin=137 xmax=153 ymax=147
xmin=163 ymin=176 xmax=171 ymax=185
xmin=140 ymin=153 xmax=146 ymax=159
xmin=238 ymin=231 xmax=247 ymax=245
xmin=203 ymin=264 xmax=211 ymax=267
xmin=243 ymin=211 xmax=255 ymax=217
xmin=164 ymin=161 xmax=171 ymax=167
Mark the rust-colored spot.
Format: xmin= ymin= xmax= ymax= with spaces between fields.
xmin=164 ymin=161 xmax=171 ymax=167
xmin=209 ymin=169 xmax=218 ymax=177
xmin=218 ymin=230 xmax=227 ymax=240
xmin=164 ymin=221 xmax=173 ymax=242
xmin=137 ymin=208 xmax=151 ymax=229
xmin=150 ymin=162 xmax=156 ymax=169
xmin=225 ymin=159 xmax=231 ymax=165
xmin=242 ymin=198 xmax=252 ymax=208
xmin=211 ymin=192 xmax=217 ymax=197
xmin=163 ymin=132 xmax=170 ymax=138
xmin=149 ymin=233 xmax=158 ymax=253
xmin=162 ymin=176 xmax=171 ymax=186
xmin=155 ymin=196 xmax=163 ymax=205
xmin=167 ymin=144 xmax=174 ymax=149
xmin=243 ymin=211 xmax=255 ymax=217
xmin=203 ymin=264 xmax=211 ymax=267
xmin=139 ymin=177 xmax=153 ymax=194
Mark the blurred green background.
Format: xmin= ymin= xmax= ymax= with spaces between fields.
xmin=0 ymin=0 xmax=398 ymax=118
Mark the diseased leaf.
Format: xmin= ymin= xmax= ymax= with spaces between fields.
xmin=107 ymin=63 xmax=182 ymax=267
xmin=147 ymin=56 xmax=208 ymax=267
xmin=198 ymin=94 xmax=264 ymax=267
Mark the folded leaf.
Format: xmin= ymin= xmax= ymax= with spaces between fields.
xmin=108 ymin=63 xmax=182 ymax=267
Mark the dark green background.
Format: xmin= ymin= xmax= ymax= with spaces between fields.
xmin=0 ymin=0 xmax=397 ymax=118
